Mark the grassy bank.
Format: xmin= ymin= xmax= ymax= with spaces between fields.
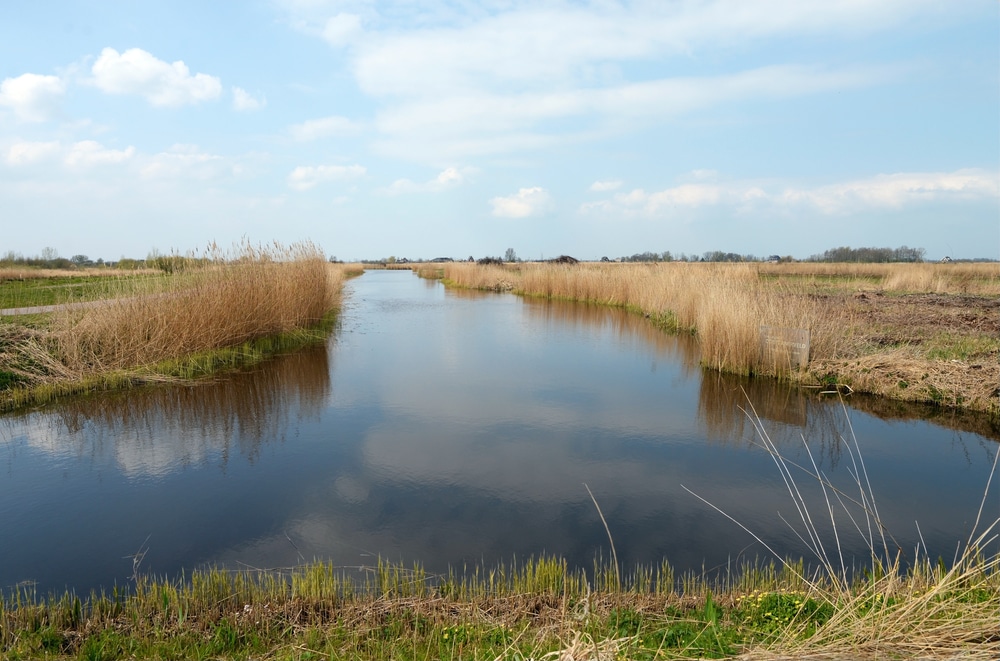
xmin=0 ymin=243 xmax=357 ymax=411
xmin=419 ymin=262 xmax=1000 ymax=414
xmin=2 ymin=549 xmax=996 ymax=660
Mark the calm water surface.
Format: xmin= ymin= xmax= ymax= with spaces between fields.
xmin=1 ymin=270 xmax=997 ymax=595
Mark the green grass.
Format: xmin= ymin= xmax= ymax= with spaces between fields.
xmin=0 ymin=274 xmax=166 ymax=310
xmin=1 ymin=552 xmax=996 ymax=660
xmin=925 ymin=333 xmax=999 ymax=361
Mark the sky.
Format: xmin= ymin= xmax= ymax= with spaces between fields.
xmin=1 ymin=0 xmax=998 ymax=262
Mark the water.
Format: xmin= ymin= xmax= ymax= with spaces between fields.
xmin=1 ymin=270 xmax=997 ymax=595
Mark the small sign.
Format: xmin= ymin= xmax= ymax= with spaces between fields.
xmin=759 ymin=325 xmax=810 ymax=369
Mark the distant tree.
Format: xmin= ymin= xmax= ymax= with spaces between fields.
xmin=70 ymin=254 xmax=91 ymax=267
xmin=809 ymin=245 xmax=926 ymax=263
xmin=702 ymin=251 xmax=753 ymax=262
xmin=504 ymin=248 xmax=518 ymax=262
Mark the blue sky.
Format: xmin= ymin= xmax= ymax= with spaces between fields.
xmin=1 ymin=0 xmax=997 ymax=262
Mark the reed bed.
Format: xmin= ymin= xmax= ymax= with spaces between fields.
xmin=0 ymin=242 xmax=349 ymax=409
xmin=427 ymin=261 xmax=1000 ymax=412
xmin=436 ymin=262 xmax=843 ymax=377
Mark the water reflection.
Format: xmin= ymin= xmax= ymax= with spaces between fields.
xmin=5 ymin=344 xmax=331 ymax=477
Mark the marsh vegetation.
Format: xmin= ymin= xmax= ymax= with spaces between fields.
xmin=0 ymin=242 xmax=355 ymax=410
xmin=420 ymin=261 xmax=1000 ymax=414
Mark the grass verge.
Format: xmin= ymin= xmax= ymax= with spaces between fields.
xmin=1 ymin=550 xmax=996 ymax=660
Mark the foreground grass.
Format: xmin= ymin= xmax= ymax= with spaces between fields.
xmin=2 ymin=551 xmax=997 ymax=661
xmin=419 ymin=261 xmax=1000 ymax=415
xmin=0 ymin=244 xmax=359 ymax=411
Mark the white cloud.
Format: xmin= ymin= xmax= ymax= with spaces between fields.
xmin=580 ymin=170 xmax=1000 ymax=218
xmin=489 ymin=186 xmax=551 ymax=218
xmin=288 ymin=115 xmax=361 ymax=141
xmin=91 ymin=47 xmax=222 ymax=107
xmin=232 ymin=86 xmax=266 ymax=111
xmin=288 ymin=164 xmax=366 ymax=191
xmin=64 ymin=140 xmax=135 ymax=167
xmin=0 ymin=73 xmax=65 ymax=122
xmin=787 ymin=170 xmax=1000 ymax=213
xmin=590 ymin=180 xmax=622 ymax=192
xmin=6 ymin=140 xmax=61 ymax=165
xmin=323 ymin=13 xmax=363 ymax=46
xmin=350 ymin=1 xmax=935 ymax=97
xmin=385 ymin=167 xmax=472 ymax=195
xmin=370 ymin=64 xmax=884 ymax=162
xmin=276 ymin=1 xmax=961 ymax=166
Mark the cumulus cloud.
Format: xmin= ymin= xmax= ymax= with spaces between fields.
xmin=232 ymin=86 xmax=266 ymax=111
xmin=6 ymin=140 xmax=61 ymax=165
xmin=489 ymin=187 xmax=551 ymax=218
xmin=91 ymin=47 xmax=222 ymax=107
xmin=0 ymin=73 xmax=65 ymax=122
xmin=385 ymin=167 xmax=472 ymax=195
xmin=64 ymin=140 xmax=135 ymax=167
xmin=288 ymin=115 xmax=361 ymax=141
xmin=288 ymin=164 xmax=366 ymax=191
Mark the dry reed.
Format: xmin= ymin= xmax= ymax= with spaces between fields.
xmin=0 ymin=242 xmax=347 ymax=405
xmin=429 ymin=261 xmax=999 ymax=412
xmin=437 ymin=262 xmax=841 ymax=377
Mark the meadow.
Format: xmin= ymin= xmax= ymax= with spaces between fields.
xmin=0 ymin=242 xmax=357 ymax=411
xmin=419 ymin=261 xmax=1000 ymax=415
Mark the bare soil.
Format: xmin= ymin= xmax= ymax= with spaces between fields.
xmin=799 ymin=291 xmax=999 ymax=416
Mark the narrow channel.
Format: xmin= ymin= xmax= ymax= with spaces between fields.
xmin=1 ymin=270 xmax=996 ymax=596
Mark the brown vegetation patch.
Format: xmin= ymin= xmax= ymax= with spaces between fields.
xmin=426 ymin=262 xmax=1000 ymax=414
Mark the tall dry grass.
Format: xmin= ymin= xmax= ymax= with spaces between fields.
xmin=438 ymin=262 xmax=842 ymax=377
xmin=0 ymin=242 xmax=345 ymax=403
xmin=50 ymin=241 xmax=341 ymax=373
xmin=433 ymin=261 xmax=999 ymax=381
xmin=728 ymin=401 xmax=1000 ymax=660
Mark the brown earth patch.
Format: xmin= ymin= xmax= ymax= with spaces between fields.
xmin=796 ymin=291 xmax=999 ymax=416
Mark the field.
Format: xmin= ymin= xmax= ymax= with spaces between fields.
xmin=420 ymin=261 xmax=1000 ymax=415
xmin=0 ymin=243 xmax=357 ymax=410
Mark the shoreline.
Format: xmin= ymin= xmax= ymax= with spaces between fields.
xmin=2 ymin=554 xmax=996 ymax=660
xmin=420 ymin=263 xmax=1000 ymax=419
